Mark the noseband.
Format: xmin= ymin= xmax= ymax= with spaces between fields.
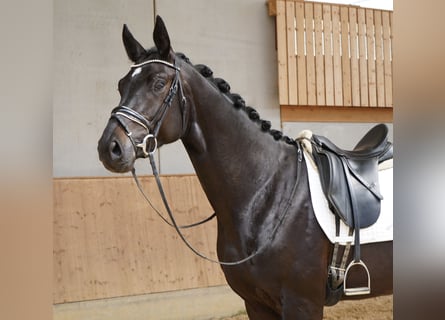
xmin=110 ymin=59 xmax=186 ymax=157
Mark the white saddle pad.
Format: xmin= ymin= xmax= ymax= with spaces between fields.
xmin=304 ymin=151 xmax=393 ymax=245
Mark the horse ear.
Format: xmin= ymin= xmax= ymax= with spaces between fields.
xmin=122 ymin=24 xmax=146 ymax=62
xmin=153 ymin=15 xmax=173 ymax=61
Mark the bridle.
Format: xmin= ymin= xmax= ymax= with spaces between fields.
xmin=108 ymin=58 xmax=303 ymax=266
xmin=110 ymin=59 xmax=186 ymax=158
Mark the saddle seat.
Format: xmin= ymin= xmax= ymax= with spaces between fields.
xmin=314 ymin=123 xmax=393 ymax=163
xmin=310 ymin=123 xmax=393 ymax=229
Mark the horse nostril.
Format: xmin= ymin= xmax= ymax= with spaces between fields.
xmin=109 ymin=140 xmax=122 ymax=159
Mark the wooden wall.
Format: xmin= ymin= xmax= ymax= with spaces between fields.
xmin=268 ymin=0 xmax=393 ymax=122
xmin=53 ymin=175 xmax=227 ymax=304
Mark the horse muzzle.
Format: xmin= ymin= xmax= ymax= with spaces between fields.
xmin=97 ymin=123 xmax=136 ymax=173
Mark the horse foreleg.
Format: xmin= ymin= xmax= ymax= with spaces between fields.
xmin=281 ymin=305 xmax=324 ymax=320
xmin=244 ymin=300 xmax=281 ymax=320
xmin=281 ymin=295 xmax=324 ymax=320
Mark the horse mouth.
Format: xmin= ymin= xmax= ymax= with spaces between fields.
xmin=100 ymin=155 xmax=135 ymax=173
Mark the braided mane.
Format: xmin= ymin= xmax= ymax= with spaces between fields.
xmin=142 ymin=49 xmax=297 ymax=147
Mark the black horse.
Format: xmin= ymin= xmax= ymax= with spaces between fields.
xmin=98 ymin=16 xmax=392 ymax=319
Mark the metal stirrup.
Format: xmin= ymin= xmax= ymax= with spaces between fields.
xmin=344 ymin=259 xmax=371 ymax=296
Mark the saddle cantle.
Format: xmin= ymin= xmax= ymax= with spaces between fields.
xmin=311 ymin=123 xmax=393 ymax=228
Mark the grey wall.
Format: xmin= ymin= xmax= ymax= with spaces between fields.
xmin=53 ymin=0 xmax=393 ymax=177
xmin=53 ymin=0 xmax=155 ymax=177
xmin=53 ymin=0 xmax=280 ymax=177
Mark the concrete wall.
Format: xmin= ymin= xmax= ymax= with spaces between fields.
xmin=53 ymin=0 xmax=393 ymax=177
xmin=53 ymin=0 xmax=280 ymax=177
xmin=54 ymin=0 xmax=154 ymax=177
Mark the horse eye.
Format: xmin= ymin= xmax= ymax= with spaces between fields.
xmin=154 ymin=79 xmax=166 ymax=91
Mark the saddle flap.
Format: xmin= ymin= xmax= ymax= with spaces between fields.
xmin=312 ymin=138 xmax=383 ymax=229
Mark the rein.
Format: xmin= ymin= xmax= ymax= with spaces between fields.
xmin=110 ymin=58 xmax=303 ymax=265
xmin=131 ymin=169 xmax=217 ymax=229
xmin=145 ymin=148 xmax=302 ymax=266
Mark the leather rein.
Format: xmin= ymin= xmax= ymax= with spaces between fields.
xmin=110 ymin=59 xmax=302 ymax=265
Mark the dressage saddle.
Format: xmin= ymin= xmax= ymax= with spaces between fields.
xmin=311 ymin=123 xmax=393 ymax=229
xmin=308 ymin=124 xmax=393 ymax=301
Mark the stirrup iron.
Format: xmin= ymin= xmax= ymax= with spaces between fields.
xmin=344 ymin=260 xmax=371 ymax=296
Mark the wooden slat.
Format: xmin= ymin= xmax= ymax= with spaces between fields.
xmin=314 ymin=3 xmax=325 ymax=105
xmin=349 ymin=7 xmax=360 ymax=107
xmin=358 ymin=8 xmax=369 ymax=106
xmin=323 ymin=4 xmax=334 ymax=106
xmin=267 ymin=0 xmax=277 ymax=16
xmin=276 ymin=1 xmax=288 ymax=105
xmin=53 ymin=175 xmax=226 ymax=304
xmin=332 ymin=5 xmax=343 ymax=106
xmin=340 ymin=6 xmax=351 ymax=106
xmin=305 ymin=2 xmax=316 ymax=105
xmin=374 ymin=10 xmax=385 ymax=106
xmin=382 ymin=11 xmax=393 ymax=107
xmin=295 ymin=1 xmax=307 ymax=104
xmin=366 ymin=9 xmax=377 ymax=107
xmin=280 ymin=105 xmax=393 ymax=123
xmin=286 ymin=1 xmax=298 ymax=104
xmin=270 ymin=1 xmax=393 ymax=118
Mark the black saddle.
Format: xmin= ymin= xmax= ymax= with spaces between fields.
xmin=311 ymin=123 xmax=393 ymax=228
xmin=310 ymin=124 xmax=393 ymax=300
xmin=311 ymin=124 xmax=393 ymax=305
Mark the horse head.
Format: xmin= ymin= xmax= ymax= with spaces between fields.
xmin=98 ymin=16 xmax=189 ymax=173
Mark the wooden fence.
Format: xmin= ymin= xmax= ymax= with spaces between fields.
xmin=268 ymin=0 xmax=393 ymax=122
xmin=53 ymin=175 xmax=226 ymax=304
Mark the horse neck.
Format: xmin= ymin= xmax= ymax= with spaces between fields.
xmin=180 ymin=66 xmax=300 ymax=227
